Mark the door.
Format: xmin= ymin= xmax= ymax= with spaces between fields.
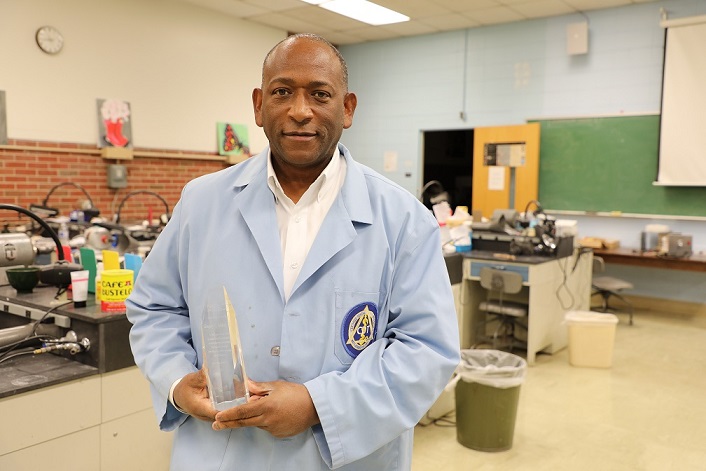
xmin=471 ymin=123 xmax=540 ymax=219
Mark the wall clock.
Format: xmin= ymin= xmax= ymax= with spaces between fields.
xmin=36 ymin=26 xmax=64 ymax=55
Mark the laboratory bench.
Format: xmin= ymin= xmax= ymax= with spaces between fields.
xmin=0 ymin=285 xmax=172 ymax=470
xmin=457 ymin=249 xmax=593 ymax=365
xmin=0 ymin=285 xmax=135 ymax=396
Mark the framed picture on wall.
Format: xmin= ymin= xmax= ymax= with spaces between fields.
xmin=217 ymin=122 xmax=250 ymax=157
xmin=97 ymin=98 xmax=133 ymax=148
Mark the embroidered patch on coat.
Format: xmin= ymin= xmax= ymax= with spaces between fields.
xmin=341 ymin=302 xmax=378 ymax=358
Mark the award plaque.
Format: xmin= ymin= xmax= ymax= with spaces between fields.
xmin=201 ymin=286 xmax=250 ymax=410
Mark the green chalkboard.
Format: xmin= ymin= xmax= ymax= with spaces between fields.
xmin=534 ymin=115 xmax=706 ymax=217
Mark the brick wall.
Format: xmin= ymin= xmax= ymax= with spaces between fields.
xmin=0 ymin=139 xmax=231 ymax=228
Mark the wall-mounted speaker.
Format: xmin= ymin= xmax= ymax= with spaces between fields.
xmin=566 ymin=21 xmax=589 ymax=55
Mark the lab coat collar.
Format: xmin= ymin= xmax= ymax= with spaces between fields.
xmin=235 ymin=143 xmax=373 ymax=302
xmin=232 ymin=143 xmax=373 ymax=225
xmin=337 ymin=143 xmax=373 ymax=226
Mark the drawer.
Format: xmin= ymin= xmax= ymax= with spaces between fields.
xmin=468 ymin=261 xmax=529 ymax=283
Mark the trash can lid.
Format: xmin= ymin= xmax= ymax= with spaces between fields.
xmin=565 ymin=310 xmax=618 ymax=325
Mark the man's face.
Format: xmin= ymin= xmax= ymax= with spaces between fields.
xmin=253 ymin=38 xmax=356 ymax=170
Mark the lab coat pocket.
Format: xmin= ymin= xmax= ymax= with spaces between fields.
xmin=334 ymin=290 xmax=380 ymax=365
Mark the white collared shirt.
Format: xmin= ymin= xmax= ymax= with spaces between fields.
xmin=267 ymin=147 xmax=347 ymax=301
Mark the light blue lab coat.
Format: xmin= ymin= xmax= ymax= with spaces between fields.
xmin=127 ymin=144 xmax=460 ymax=470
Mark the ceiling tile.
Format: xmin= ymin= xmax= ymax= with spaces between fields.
xmin=462 ymin=6 xmax=526 ymax=25
xmin=420 ymin=13 xmax=482 ymax=30
xmin=383 ymin=20 xmax=439 ymax=36
xmin=248 ymin=12 xmax=330 ymax=34
xmin=431 ymin=0 xmax=500 ymax=12
xmin=342 ymin=26 xmax=402 ymax=42
xmin=499 ymin=0 xmax=541 ymax=4
xmin=375 ymin=0 xmax=453 ymax=17
xmin=179 ymin=0 xmax=267 ymax=18
xmin=283 ymin=5 xmax=366 ymax=30
xmin=562 ymin=0 xmax=631 ymax=10
xmin=510 ymin=0 xmax=574 ymax=19
xmin=323 ymin=31 xmax=368 ymax=45
xmin=241 ymin=0 xmax=305 ymax=12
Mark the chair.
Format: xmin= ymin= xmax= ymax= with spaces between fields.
xmin=476 ymin=267 xmax=528 ymax=352
xmin=592 ymin=256 xmax=634 ymax=325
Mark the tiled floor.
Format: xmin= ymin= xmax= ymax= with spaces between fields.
xmin=412 ymin=307 xmax=706 ymax=470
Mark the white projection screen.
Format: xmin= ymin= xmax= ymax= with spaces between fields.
xmin=657 ymin=16 xmax=706 ymax=186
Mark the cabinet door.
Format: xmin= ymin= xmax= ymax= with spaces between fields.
xmin=101 ymin=366 xmax=152 ymax=422
xmin=101 ymin=409 xmax=173 ymax=471
xmin=0 ymin=376 xmax=101 ymax=455
xmin=0 ymin=428 xmax=100 ymax=470
xmin=472 ymin=123 xmax=540 ymax=219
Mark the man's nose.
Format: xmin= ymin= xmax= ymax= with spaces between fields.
xmin=289 ymin=92 xmax=314 ymax=122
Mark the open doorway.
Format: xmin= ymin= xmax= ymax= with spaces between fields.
xmin=422 ymin=129 xmax=474 ymax=210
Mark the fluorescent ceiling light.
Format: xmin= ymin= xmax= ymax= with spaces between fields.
xmin=316 ymin=0 xmax=409 ymax=26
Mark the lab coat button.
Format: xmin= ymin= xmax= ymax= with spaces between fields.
xmin=291 ymin=262 xmax=299 ymax=269
xmin=270 ymin=346 xmax=280 ymax=356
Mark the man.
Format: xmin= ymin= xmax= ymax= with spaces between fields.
xmin=127 ymin=33 xmax=460 ymax=470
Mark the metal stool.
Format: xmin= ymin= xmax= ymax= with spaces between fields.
xmin=476 ymin=267 xmax=528 ymax=352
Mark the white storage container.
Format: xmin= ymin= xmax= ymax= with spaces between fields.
xmin=565 ymin=311 xmax=618 ymax=368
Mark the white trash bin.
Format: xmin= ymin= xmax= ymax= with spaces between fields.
xmin=565 ymin=311 xmax=618 ymax=368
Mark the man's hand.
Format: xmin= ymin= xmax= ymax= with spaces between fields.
xmin=173 ymin=369 xmax=218 ymax=421
xmin=212 ymin=380 xmax=320 ymax=438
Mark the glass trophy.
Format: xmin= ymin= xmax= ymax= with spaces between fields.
xmin=201 ymin=286 xmax=250 ymax=410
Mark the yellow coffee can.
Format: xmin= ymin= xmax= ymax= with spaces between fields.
xmin=100 ymin=269 xmax=134 ymax=313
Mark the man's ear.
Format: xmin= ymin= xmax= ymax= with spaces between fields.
xmin=343 ymin=92 xmax=357 ymax=129
xmin=252 ymin=88 xmax=264 ymax=127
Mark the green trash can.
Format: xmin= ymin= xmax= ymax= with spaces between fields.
xmin=453 ymin=349 xmax=527 ymax=452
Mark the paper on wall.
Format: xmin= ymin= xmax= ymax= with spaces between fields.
xmin=488 ymin=166 xmax=506 ymax=191
xmin=384 ymin=151 xmax=398 ymax=172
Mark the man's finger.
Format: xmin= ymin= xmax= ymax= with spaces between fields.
xmin=213 ymin=400 xmax=266 ymax=430
xmin=212 ymin=414 xmax=265 ymax=431
xmin=247 ymin=379 xmax=274 ymax=396
xmin=215 ymin=400 xmax=262 ymax=422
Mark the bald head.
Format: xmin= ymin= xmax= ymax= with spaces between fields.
xmin=262 ymin=33 xmax=348 ymax=91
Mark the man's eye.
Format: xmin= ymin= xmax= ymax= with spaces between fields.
xmin=273 ymin=89 xmax=290 ymax=96
xmin=313 ymin=91 xmax=330 ymax=99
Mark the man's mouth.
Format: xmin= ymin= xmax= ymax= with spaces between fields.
xmin=283 ymin=131 xmax=316 ymax=141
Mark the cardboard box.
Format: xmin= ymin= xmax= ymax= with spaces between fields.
xmin=579 ymin=237 xmax=620 ymax=250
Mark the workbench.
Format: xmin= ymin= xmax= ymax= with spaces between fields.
xmin=459 ymin=249 xmax=593 ymax=365
xmin=0 ymin=285 xmax=172 ymax=470
xmin=593 ymin=247 xmax=706 ymax=272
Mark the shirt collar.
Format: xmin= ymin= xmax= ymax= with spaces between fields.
xmin=267 ymin=147 xmax=342 ymax=206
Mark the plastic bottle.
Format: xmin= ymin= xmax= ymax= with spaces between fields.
xmin=58 ymin=222 xmax=70 ymax=245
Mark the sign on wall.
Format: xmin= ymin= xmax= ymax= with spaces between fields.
xmin=97 ymin=98 xmax=133 ymax=148
xmin=217 ymin=122 xmax=250 ymax=158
